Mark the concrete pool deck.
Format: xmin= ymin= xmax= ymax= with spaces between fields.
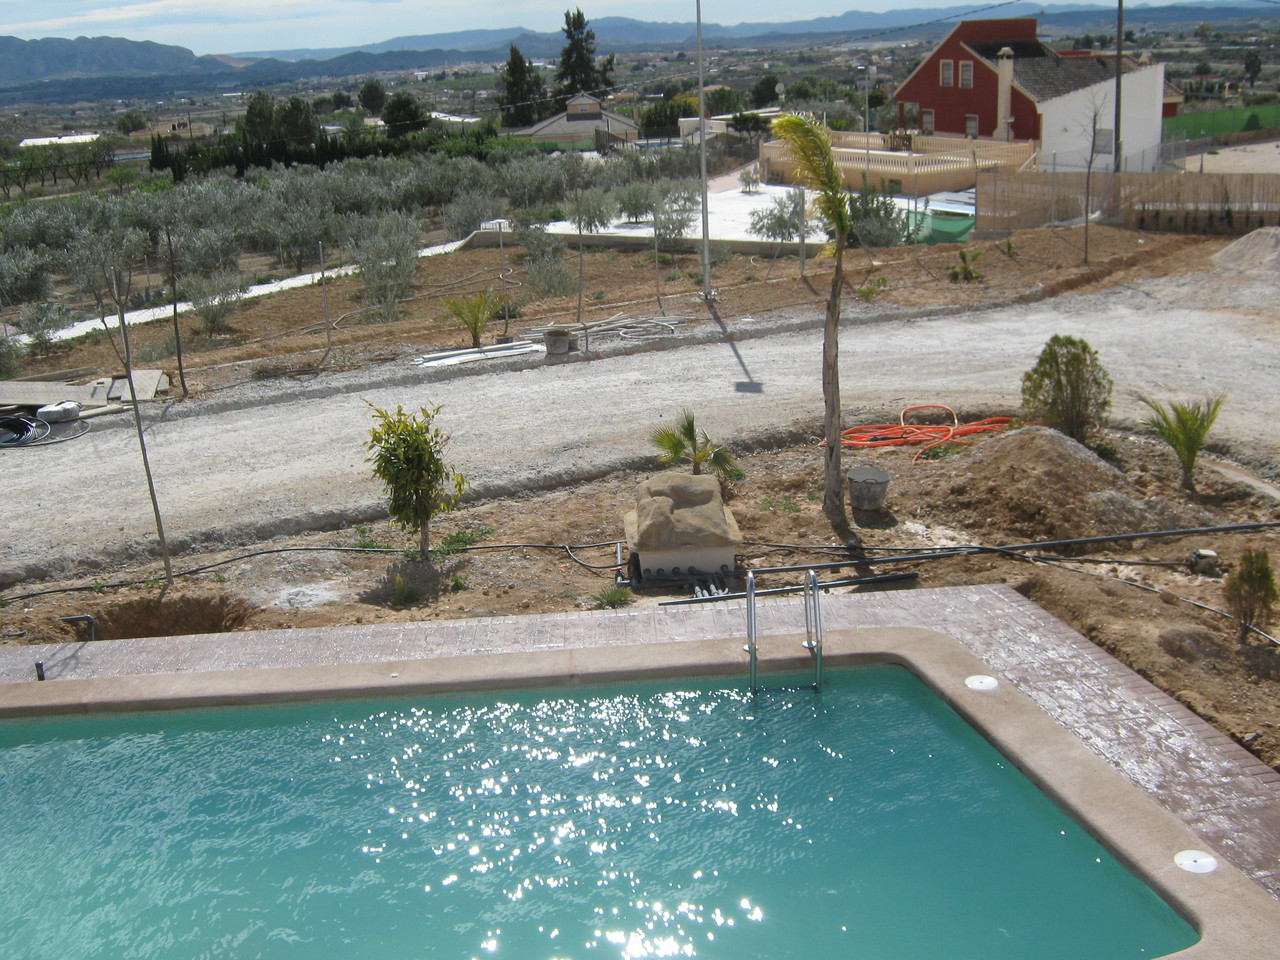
xmin=2 ymin=583 xmax=1279 ymax=956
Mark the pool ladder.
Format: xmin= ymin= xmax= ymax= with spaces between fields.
xmin=743 ymin=570 xmax=824 ymax=694
xmin=802 ymin=570 xmax=824 ymax=691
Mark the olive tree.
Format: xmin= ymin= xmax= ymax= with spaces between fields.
xmin=748 ymin=186 xmax=807 ymax=277
xmin=565 ymin=186 xmax=616 ymax=337
xmin=351 ymin=211 xmax=421 ymax=322
xmin=365 ymin=403 xmax=468 ymax=558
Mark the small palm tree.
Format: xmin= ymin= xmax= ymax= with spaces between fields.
xmin=1139 ymin=395 xmax=1224 ymax=492
xmin=443 ymin=288 xmax=504 ymax=349
xmin=648 ymin=409 xmax=739 ymax=477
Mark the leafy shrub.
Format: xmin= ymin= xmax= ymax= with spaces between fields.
xmin=0 ymin=336 xmax=23 ymax=378
xmin=390 ymin=573 xmax=419 ymax=607
xmin=1225 ymin=549 xmax=1277 ymax=643
xmin=856 ymin=277 xmax=887 ymax=302
xmin=1021 ymin=334 xmax=1112 ymax=442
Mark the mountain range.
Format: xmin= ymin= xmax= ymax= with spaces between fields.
xmin=0 ymin=2 xmax=1274 ymax=96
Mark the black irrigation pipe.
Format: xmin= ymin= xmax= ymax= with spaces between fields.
xmin=0 ymin=540 xmax=629 ymax=605
xmin=7 ymin=524 xmax=1275 ymax=608
xmin=996 ymin=547 xmax=1280 ymax=647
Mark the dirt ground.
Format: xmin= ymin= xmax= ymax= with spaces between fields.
xmin=6 ymin=224 xmax=1280 ymax=772
xmin=19 ymin=224 xmax=1216 ymax=396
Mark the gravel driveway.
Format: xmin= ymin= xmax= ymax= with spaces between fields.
xmin=3 ymin=265 xmax=1277 ymax=586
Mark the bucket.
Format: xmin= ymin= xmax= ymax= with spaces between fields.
xmin=847 ymin=464 xmax=890 ymax=511
xmin=544 ymin=328 xmax=571 ymax=355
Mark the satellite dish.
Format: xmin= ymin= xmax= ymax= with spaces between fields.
xmin=775 ymin=83 xmax=785 ymax=95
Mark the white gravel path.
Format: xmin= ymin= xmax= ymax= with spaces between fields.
xmin=2 ymin=265 xmax=1277 ymax=586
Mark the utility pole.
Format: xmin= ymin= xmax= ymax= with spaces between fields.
xmin=1114 ymin=0 xmax=1124 ymax=173
xmin=696 ymin=0 xmax=713 ymax=300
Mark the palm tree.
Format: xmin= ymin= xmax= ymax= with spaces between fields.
xmin=771 ymin=114 xmax=852 ymax=529
xmin=443 ymin=288 xmax=504 ymax=349
xmin=648 ymin=409 xmax=739 ymax=477
xmin=1139 ymin=395 xmax=1225 ymax=492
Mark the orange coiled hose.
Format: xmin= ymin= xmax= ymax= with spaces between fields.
xmin=839 ymin=405 xmax=1013 ymax=461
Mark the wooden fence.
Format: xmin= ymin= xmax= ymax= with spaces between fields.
xmin=761 ymin=135 xmax=1035 ymax=195
xmin=975 ymin=170 xmax=1280 ymax=236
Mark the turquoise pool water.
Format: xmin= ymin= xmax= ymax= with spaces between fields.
xmin=0 ymin=667 xmax=1197 ymax=960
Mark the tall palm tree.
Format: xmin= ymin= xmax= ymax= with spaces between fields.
xmin=649 ymin=409 xmax=739 ymax=477
xmin=771 ymin=114 xmax=851 ymax=529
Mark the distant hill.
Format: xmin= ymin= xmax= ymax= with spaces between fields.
xmin=0 ymin=2 xmax=1274 ymax=97
xmin=0 ymin=35 xmax=206 ymax=82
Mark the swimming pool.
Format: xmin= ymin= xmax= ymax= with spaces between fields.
xmin=0 ymin=665 xmax=1197 ymax=960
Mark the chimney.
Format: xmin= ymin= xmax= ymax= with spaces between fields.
xmin=994 ymin=46 xmax=1015 ymax=141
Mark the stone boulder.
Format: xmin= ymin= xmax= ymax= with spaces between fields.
xmin=625 ymin=473 xmax=741 ymax=553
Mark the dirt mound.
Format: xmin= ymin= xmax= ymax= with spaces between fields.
xmin=935 ymin=426 xmax=1214 ymax=544
xmin=1212 ymin=227 xmax=1280 ymax=272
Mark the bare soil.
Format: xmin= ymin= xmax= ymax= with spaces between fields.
xmin=6 ymin=225 xmax=1280 ymax=772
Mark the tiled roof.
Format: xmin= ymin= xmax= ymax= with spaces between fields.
xmin=965 ymin=41 xmax=1145 ymax=102
xmin=517 ymin=109 xmax=638 ymax=138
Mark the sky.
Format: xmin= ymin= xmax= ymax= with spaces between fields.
xmin=0 ymin=0 xmax=966 ymax=56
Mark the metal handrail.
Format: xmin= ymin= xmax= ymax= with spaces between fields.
xmin=744 ymin=571 xmax=758 ymax=694
xmin=801 ymin=569 xmax=824 ymax=690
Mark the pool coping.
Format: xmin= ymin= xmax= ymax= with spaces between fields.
xmin=4 ymin=587 xmax=1280 ymax=958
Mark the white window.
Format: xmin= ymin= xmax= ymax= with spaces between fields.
xmin=959 ymin=61 xmax=974 ymax=89
xmin=965 ymin=114 xmax=979 ymax=138
xmin=939 ymin=60 xmax=954 ymax=87
xmin=921 ymin=109 xmax=935 ymax=134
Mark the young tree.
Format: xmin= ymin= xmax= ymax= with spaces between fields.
xmin=68 ymin=202 xmax=173 ymax=584
xmin=847 ymin=180 xmax=909 ymax=250
xmin=565 ymin=186 xmax=616 ymax=337
xmin=649 ymin=408 xmax=740 ymax=477
xmin=748 ymin=186 xmax=807 ymax=277
xmin=651 ymin=185 xmax=695 ymax=313
xmin=1021 ymin=334 xmax=1112 ymax=442
xmin=771 ymin=113 xmax=851 ymax=529
xmin=555 ymin=8 xmax=614 ymax=102
xmin=1139 ymin=395 xmax=1225 ymax=492
xmin=365 ymin=403 xmax=468 ymax=558
xmin=185 ymin=268 xmax=246 ymax=335
xmin=359 ymin=78 xmax=387 ymax=116
xmin=15 ymin=302 xmax=73 ymax=356
xmin=497 ymin=45 xmax=547 ymax=127
xmin=1225 ymin=549 xmax=1277 ymax=643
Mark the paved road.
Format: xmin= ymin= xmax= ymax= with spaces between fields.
xmin=3 ymin=267 xmax=1277 ymax=586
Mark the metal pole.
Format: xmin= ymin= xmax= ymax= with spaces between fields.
xmin=745 ymin=570 xmax=758 ymax=693
xmin=1114 ymin=0 xmax=1124 ymax=173
xmin=696 ymin=0 xmax=712 ymax=300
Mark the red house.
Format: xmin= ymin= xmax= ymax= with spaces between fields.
xmin=894 ymin=18 xmax=1046 ymax=140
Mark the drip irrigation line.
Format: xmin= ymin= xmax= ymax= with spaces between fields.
xmin=0 ymin=539 xmax=629 ymax=605
xmin=989 ymin=545 xmax=1280 ymax=648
